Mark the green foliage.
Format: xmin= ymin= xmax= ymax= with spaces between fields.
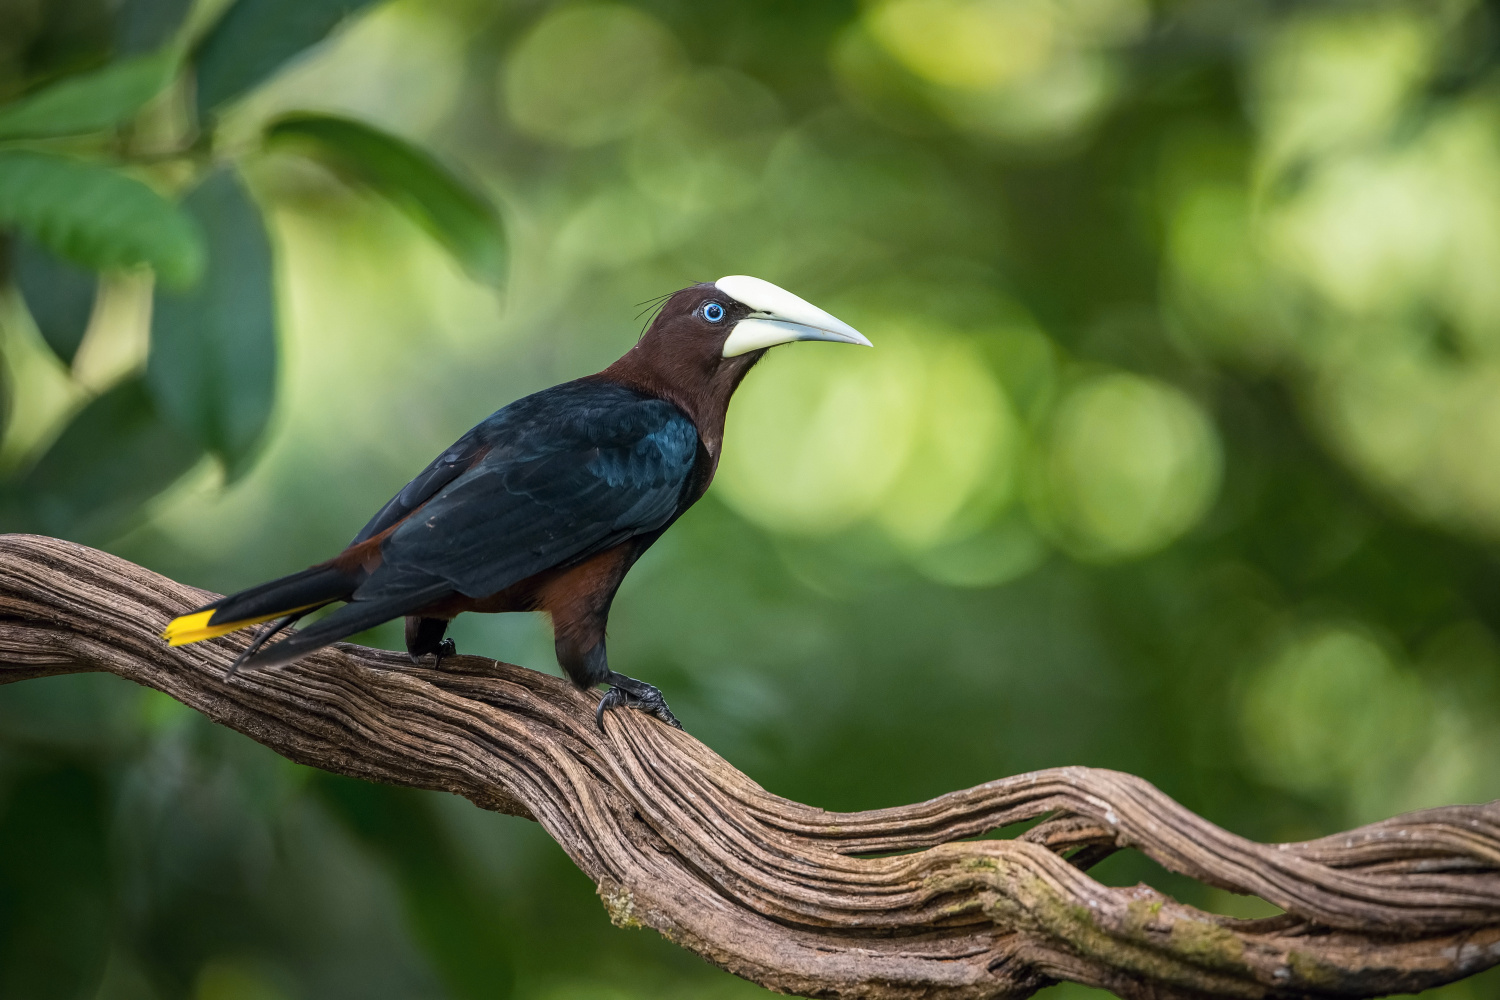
xmin=0 ymin=0 xmax=501 ymax=547
xmin=194 ymin=0 xmax=383 ymax=115
xmin=11 ymin=236 xmax=98 ymax=366
xmin=0 ymin=151 xmax=204 ymax=287
xmin=147 ymin=168 xmax=277 ymax=476
xmin=0 ymin=50 xmax=178 ymax=140
xmin=9 ymin=378 xmax=201 ymax=542
xmin=3 ymin=1 xmax=1500 ymax=999
xmin=115 ymin=0 xmax=195 ymax=55
xmin=267 ymin=113 xmax=506 ymax=283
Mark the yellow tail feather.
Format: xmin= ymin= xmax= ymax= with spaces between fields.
xmin=161 ymin=604 xmax=321 ymax=647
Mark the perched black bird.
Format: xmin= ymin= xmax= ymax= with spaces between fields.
xmin=164 ymin=277 xmax=871 ymax=727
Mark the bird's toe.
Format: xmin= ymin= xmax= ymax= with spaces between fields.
xmin=595 ymin=675 xmax=681 ymax=730
xmin=633 ymin=687 xmax=682 ymax=729
xmin=431 ymin=637 xmax=458 ymax=669
xmin=595 ymin=686 xmax=628 ymax=729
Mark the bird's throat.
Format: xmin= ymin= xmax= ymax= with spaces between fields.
xmin=594 ymin=344 xmax=762 ymax=460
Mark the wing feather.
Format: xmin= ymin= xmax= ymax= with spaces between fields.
xmin=355 ymin=382 xmax=700 ymax=602
xmin=349 ymin=429 xmax=489 ymax=545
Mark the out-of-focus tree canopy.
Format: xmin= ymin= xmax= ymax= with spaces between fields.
xmin=2 ymin=0 xmax=1499 ymax=997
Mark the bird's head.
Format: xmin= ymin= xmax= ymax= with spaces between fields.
xmin=603 ymin=276 xmax=871 ymax=451
xmin=630 ymin=275 xmax=870 ymax=375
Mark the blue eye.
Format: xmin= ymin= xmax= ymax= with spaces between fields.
xmin=701 ymin=301 xmax=725 ymax=323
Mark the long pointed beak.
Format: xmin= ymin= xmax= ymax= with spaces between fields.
xmin=716 ymin=275 xmax=873 ymax=358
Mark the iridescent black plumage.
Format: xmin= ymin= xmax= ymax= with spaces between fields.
xmin=165 ymin=278 xmax=870 ymax=727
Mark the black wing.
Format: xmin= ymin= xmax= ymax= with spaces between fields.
xmin=357 ymin=381 xmax=701 ymax=601
xmin=350 ymin=427 xmax=488 ymax=545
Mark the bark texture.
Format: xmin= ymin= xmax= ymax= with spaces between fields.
xmin=1 ymin=533 xmax=1497 ymax=999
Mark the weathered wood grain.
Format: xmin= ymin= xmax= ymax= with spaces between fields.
xmin=1 ymin=533 xmax=1496 ymax=999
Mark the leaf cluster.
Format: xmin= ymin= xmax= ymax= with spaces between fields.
xmin=0 ymin=0 xmax=504 ymax=543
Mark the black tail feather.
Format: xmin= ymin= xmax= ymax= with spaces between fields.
xmin=199 ymin=565 xmax=358 ymax=626
xmin=239 ymin=583 xmax=452 ymax=670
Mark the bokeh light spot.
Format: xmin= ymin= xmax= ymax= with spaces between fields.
xmin=1035 ymin=372 xmax=1221 ymax=561
xmin=627 ymin=68 xmax=784 ymax=215
xmin=867 ymin=0 xmax=1057 ymax=91
xmin=716 ymin=330 xmax=923 ymax=535
xmin=503 ymin=4 xmax=683 ymax=148
xmin=1253 ymin=10 xmax=1434 ymax=175
xmin=876 ymin=337 xmax=1017 ymax=548
xmin=858 ymin=0 xmax=1147 ymax=143
xmin=717 ymin=327 xmax=1019 ymax=551
xmin=1240 ymin=626 xmax=1434 ymax=819
xmin=910 ymin=515 xmax=1047 ymax=587
xmin=555 ymin=186 xmax=676 ymax=267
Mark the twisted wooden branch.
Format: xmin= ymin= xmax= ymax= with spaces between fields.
xmin=0 ymin=534 xmax=1497 ymax=999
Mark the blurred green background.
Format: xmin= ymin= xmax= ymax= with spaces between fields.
xmin=4 ymin=0 xmax=1500 ymax=997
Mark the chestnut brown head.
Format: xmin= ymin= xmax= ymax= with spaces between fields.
xmin=649 ymin=276 xmax=869 ymax=362
xmin=604 ymin=276 xmax=871 ymax=446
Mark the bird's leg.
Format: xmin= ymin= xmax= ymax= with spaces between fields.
xmin=558 ymin=636 xmax=680 ymax=729
xmin=404 ymin=615 xmax=457 ymax=667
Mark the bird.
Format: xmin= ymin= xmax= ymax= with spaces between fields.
xmin=161 ymin=276 xmax=871 ymax=728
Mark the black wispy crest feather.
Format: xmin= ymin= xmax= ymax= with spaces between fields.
xmin=634 ymin=290 xmax=673 ymax=314
xmin=634 ymin=290 xmax=674 ymax=338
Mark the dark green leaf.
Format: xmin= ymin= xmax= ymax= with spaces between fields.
xmin=267 ymin=112 xmax=506 ymax=283
xmin=0 ymin=50 xmax=178 ymax=140
xmin=6 ymin=10 xmax=114 ymax=97
xmin=9 ymin=377 xmax=202 ymax=543
xmin=11 ymin=235 xmax=98 ymax=366
xmin=193 ymin=0 xmax=382 ymax=115
xmin=0 ymin=151 xmax=204 ymax=287
xmin=115 ymin=0 xmax=194 ymax=55
xmin=146 ymin=167 xmax=276 ymax=476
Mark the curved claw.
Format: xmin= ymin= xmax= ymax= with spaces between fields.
xmin=595 ymin=673 xmax=682 ymax=730
xmin=595 ymin=686 xmax=627 ymax=729
xmin=432 ymin=637 xmax=457 ymax=670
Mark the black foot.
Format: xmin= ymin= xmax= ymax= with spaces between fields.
xmin=409 ymin=637 xmax=458 ymax=667
xmin=595 ymin=672 xmax=681 ymax=730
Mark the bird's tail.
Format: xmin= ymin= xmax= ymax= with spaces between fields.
xmin=162 ymin=565 xmax=359 ymax=647
xmin=234 ymin=583 xmax=451 ymax=670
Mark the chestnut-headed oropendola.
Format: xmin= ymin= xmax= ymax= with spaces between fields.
xmin=163 ymin=277 xmax=871 ymax=728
